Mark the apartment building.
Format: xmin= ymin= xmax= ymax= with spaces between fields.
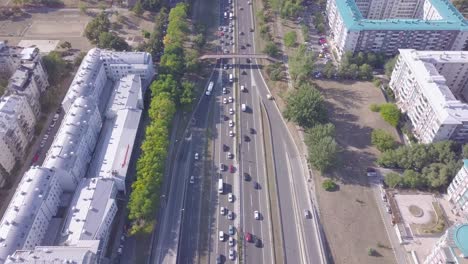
xmin=42 ymin=96 xmax=102 ymax=191
xmin=0 ymin=167 xmax=62 ymax=262
xmin=448 ymin=160 xmax=468 ymax=217
xmin=424 ymin=223 xmax=468 ymax=264
xmin=5 ymin=240 xmax=100 ymax=263
xmin=58 ymin=177 xmax=117 ymax=258
xmin=389 ymin=49 xmax=468 ymax=143
xmin=326 ymin=0 xmax=468 ymax=60
xmin=0 ymin=49 xmax=155 ymax=262
xmin=0 ymin=95 xmax=36 ymax=177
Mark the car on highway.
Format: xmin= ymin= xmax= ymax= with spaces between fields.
xmin=254 ymin=210 xmax=260 ymax=220
xmin=220 ymin=207 xmax=226 ymax=215
xmin=228 ymin=96 xmax=233 ymax=103
xmin=240 ymin=31 xmax=244 ymax=35
xmin=223 ymin=144 xmax=229 ymax=152
xmin=229 ymin=165 xmax=235 ymax=173
xmin=223 ymin=64 xmax=228 ymax=70
xmin=229 ymin=120 xmax=234 ymax=127
xmin=190 ymin=176 xmax=195 ymax=184
xmin=245 ymin=232 xmax=252 ymax=242
xmin=241 ymin=85 xmax=246 ymax=92
xmin=244 ymin=172 xmax=251 ymax=181
xmin=229 ymin=249 xmax=235 ymax=260
xmin=228 ymin=210 xmax=234 ymax=220
xmin=219 ymin=231 xmax=225 ymax=241
xmin=246 ymin=58 xmax=251 ymax=63
xmin=229 ymin=130 xmax=234 ymax=137
xmin=229 ymin=236 xmax=235 ymax=247
xmin=220 ymin=163 xmax=225 ymax=171
xmin=229 ymin=108 xmax=234 ymax=115
xmin=223 ymin=87 xmax=227 ymax=94
xmin=194 ymin=152 xmax=199 ymax=160
xmin=304 ymin=209 xmax=311 ymax=219
xmin=228 ymin=225 xmax=235 ymax=235
xmin=244 ymin=135 xmax=250 ymax=142
xmin=250 ymin=128 xmax=255 ymax=134
xmin=241 ymin=45 xmax=245 ymax=49
xmin=217 ymin=255 xmax=223 ymax=264
xmin=254 ymin=237 xmax=262 ymax=248
xmin=223 ymin=115 xmax=229 ymax=121
xmin=228 ymin=193 xmax=234 ymax=202
xmin=227 ymin=152 xmax=233 ymax=159
xmin=254 ymin=181 xmax=259 ymax=189
xmin=223 ymin=97 xmax=228 ymax=104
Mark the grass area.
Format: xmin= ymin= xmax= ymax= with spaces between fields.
xmin=412 ymin=202 xmax=446 ymax=234
xmin=260 ymin=101 xmax=284 ymax=263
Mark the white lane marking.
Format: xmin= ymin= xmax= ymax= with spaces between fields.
xmin=284 ymin=142 xmax=307 ymax=264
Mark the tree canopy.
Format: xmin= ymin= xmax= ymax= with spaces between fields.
xmin=379 ymin=103 xmax=401 ymax=127
xmin=84 ymin=12 xmax=111 ymax=44
xmin=371 ymin=129 xmax=397 ymax=152
xmin=305 ymin=123 xmax=339 ymax=172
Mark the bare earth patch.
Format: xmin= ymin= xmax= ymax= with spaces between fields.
xmin=314 ymin=79 xmax=399 ymax=264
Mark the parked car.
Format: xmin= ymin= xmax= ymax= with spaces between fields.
xmin=230 ymin=165 xmax=235 ymax=173
xmin=245 ymin=232 xmax=252 ymax=242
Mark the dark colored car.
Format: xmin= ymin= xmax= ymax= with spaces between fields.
xmin=254 ymin=181 xmax=259 ymax=189
xmin=250 ymin=128 xmax=255 ymax=134
xmin=223 ymin=144 xmax=229 ymax=152
xmin=244 ymin=135 xmax=250 ymax=142
xmin=241 ymin=45 xmax=246 ymax=49
xmin=244 ymin=172 xmax=251 ymax=181
xmin=246 ymin=58 xmax=251 ymax=63
xmin=254 ymin=237 xmax=262 ymax=248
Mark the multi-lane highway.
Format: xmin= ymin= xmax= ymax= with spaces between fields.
xmin=152 ymin=0 xmax=326 ymax=262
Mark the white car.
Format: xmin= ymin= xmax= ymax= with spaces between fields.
xmin=220 ymin=163 xmax=225 ymax=171
xmin=194 ymin=152 xmax=199 ymax=160
xmin=229 ymin=236 xmax=235 ymax=247
xmin=220 ymin=207 xmax=226 ymax=215
xmin=223 ymin=64 xmax=228 ymax=70
xmin=223 ymin=87 xmax=227 ymax=94
xmin=229 ymin=108 xmax=234 ymax=115
xmin=229 ymin=249 xmax=235 ymax=260
xmin=241 ymin=85 xmax=246 ymax=92
xmin=219 ymin=231 xmax=225 ymax=241
xmin=254 ymin=210 xmax=260 ymax=220
xmin=228 ymin=193 xmax=234 ymax=202
xmin=229 ymin=120 xmax=234 ymax=127
xmin=190 ymin=176 xmax=195 ymax=184
xmin=227 ymin=152 xmax=233 ymax=159
xmin=223 ymin=98 xmax=228 ymax=104
xmin=228 ymin=96 xmax=233 ymax=103
xmin=228 ymin=211 xmax=234 ymax=220
xmin=229 ymin=131 xmax=234 ymax=137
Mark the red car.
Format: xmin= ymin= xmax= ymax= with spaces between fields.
xmin=245 ymin=232 xmax=252 ymax=242
xmin=229 ymin=165 xmax=235 ymax=173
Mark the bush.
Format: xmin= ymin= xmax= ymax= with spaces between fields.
xmin=322 ymin=179 xmax=337 ymax=191
xmin=284 ymin=31 xmax=297 ymax=47
xmin=373 ymin=78 xmax=382 ymax=88
xmin=379 ymin=103 xmax=401 ymax=127
xmin=370 ymin=104 xmax=380 ymax=112
xmin=367 ymin=248 xmax=378 ymax=256
xmin=371 ymin=129 xmax=397 ymax=152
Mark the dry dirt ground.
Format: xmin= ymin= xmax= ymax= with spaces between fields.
xmin=315 ymin=79 xmax=400 ymax=264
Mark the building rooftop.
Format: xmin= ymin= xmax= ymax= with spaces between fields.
xmin=59 ymin=178 xmax=116 ymax=245
xmin=19 ymin=47 xmax=38 ymax=61
xmin=44 ymin=96 xmax=100 ymax=173
xmin=0 ymin=167 xmax=57 ymax=262
xmin=7 ymin=67 xmax=30 ymax=92
xmin=398 ymin=49 xmax=468 ymax=125
xmin=336 ymin=0 xmax=468 ymax=31
xmin=5 ymin=240 xmax=99 ymax=263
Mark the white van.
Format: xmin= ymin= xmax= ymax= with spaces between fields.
xmin=229 ymin=12 xmax=233 ymax=20
xmin=206 ymin=81 xmax=214 ymax=96
xmin=229 ymin=74 xmax=233 ymax=82
xmin=218 ymin=179 xmax=224 ymax=193
xmin=241 ymin=104 xmax=247 ymax=112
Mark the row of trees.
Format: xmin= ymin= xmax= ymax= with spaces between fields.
xmin=379 ymin=141 xmax=464 ymax=190
xmin=284 ymin=82 xmax=339 ymax=172
xmin=84 ymin=12 xmax=129 ymax=51
xmin=127 ymin=3 xmax=195 ymax=234
xmin=289 ymin=45 xmax=315 ymax=83
xmin=334 ymin=51 xmax=386 ymax=80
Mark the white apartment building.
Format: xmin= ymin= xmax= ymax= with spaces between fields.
xmin=0 ymin=95 xmax=36 ymax=176
xmin=389 ymin=49 xmax=468 ymax=143
xmin=43 ymin=97 xmax=102 ymax=191
xmin=59 ymin=178 xmax=117 ymax=257
xmin=5 ymin=240 xmax=100 ymax=264
xmin=0 ymin=167 xmax=62 ymax=262
xmin=424 ymin=223 xmax=468 ymax=264
xmin=448 ymin=160 xmax=468 ymax=217
xmin=326 ymin=0 xmax=468 ymax=60
xmin=84 ymin=74 xmax=144 ymax=192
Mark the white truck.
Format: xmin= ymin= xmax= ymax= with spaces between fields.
xmin=218 ymin=179 xmax=224 ymax=193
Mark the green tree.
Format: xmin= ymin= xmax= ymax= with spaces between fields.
xmin=42 ymin=51 xmax=68 ymax=85
xmin=289 ymin=45 xmax=315 ymax=83
xmin=401 ymin=170 xmax=426 ymax=189
xmin=379 ymin=103 xmax=401 ymax=127
xmin=150 ymin=74 xmax=179 ymax=99
xmin=284 ymin=31 xmax=297 ymax=47
xmin=323 ymin=61 xmax=335 ymax=79
xmin=98 ymin=32 xmax=129 ymax=51
xmin=308 ymin=136 xmax=339 ymax=172
xmin=284 ymin=83 xmax=328 ymax=128
xmin=385 ymin=56 xmax=398 ymax=78
xmin=322 ymin=179 xmax=337 ymax=191
xmin=266 ymin=63 xmax=283 ymax=81
xmin=193 ymin=33 xmax=205 ymax=49
xmin=264 ymin=41 xmax=280 ymax=57
xmin=132 ymin=1 xmax=144 ymax=16
xmin=60 ymin=41 xmax=72 ymax=49
xmin=358 ymin=63 xmax=373 ymax=80
xmin=463 ymin=143 xmax=468 ymax=158
xmin=384 ymin=172 xmax=402 ymax=188
xmin=84 ymin=12 xmax=111 ymax=43
xmin=371 ymin=129 xmax=397 ymax=152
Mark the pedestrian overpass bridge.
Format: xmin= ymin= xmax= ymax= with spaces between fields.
xmin=200 ymin=53 xmax=281 ymax=62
